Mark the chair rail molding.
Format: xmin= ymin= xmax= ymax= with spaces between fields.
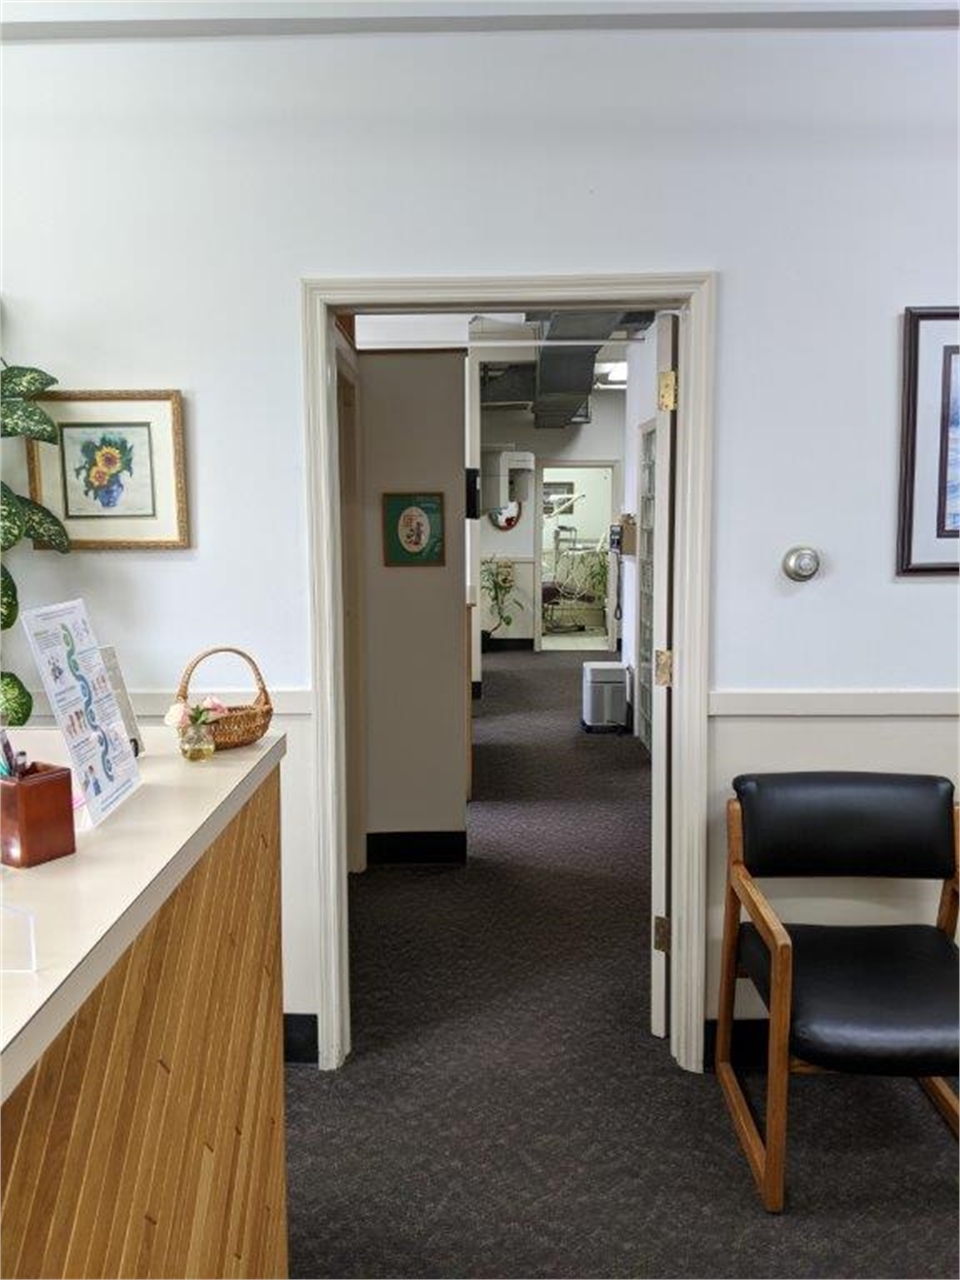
xmin=302 ymin=272 xmax=717 ymax=1074
xmin=4 ymin=2 xmax=957 ymax=41
xmin=709 ymin=690 xmax=960 ymax=717
xmin=27 ymin=688 xmax=316 ymax=719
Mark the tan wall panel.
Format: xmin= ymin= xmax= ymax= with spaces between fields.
xmin=359 ymin=351 xmax=467 ymax=833
xmin=707 ymin=715 xmax=959 ymax=1019
xmin=1 ymin=769 xmax=287 ymax=1280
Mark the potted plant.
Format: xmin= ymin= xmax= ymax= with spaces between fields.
xmin=164 ymin=695 xmax=229 ymax=761
xmin=480 ymin=557 xmax=523 ymax=650
xmin=582 ymin=549 xmax=609 ymax=603
xmin=1 ymin=363 xmax=70 ymax=724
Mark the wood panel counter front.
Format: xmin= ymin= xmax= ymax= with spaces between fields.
xmin=0 ymin=728 xmax=288 ymax=1279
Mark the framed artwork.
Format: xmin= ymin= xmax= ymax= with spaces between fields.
xmin=897 ymin=308 xmax=959 ymax=574
xmin=27 ymin=390 xmax=188 ymax=550
xmin=382 ymin=492 xmax=445 ymax=566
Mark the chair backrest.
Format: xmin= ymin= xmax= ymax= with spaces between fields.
xmin=732 ymin=771 xmax=955 ymax=878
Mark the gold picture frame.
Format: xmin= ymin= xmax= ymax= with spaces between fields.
xmin=27 ymin=390 xmax=189 ymax=550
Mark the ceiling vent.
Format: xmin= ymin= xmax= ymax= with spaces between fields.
xmin=479 ymin=310 xmax=654 ymax=427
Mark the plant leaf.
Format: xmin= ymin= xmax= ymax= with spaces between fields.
xmin=1 ymin=483 xmax=26 ymax=551
xmin=0 ymin=671 xmax=33 ymax=726
xmin=0 ymin=398 xmax=59 ymax=443
xmin=1 ymin=365 xmax=58 ymax=399
xmin=20 ymin=496 xmax=70 ymax=552
xmin=0 ymin=563 xmax=18 ymax=630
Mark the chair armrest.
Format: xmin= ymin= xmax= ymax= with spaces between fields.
xmin=730 ymin=865 xmax=792 ymax=960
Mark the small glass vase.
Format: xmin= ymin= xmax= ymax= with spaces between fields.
xmin=179 ymin=721 xmax=216 ymax=761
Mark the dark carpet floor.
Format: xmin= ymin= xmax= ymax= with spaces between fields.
xmin=286 ymin=650 xmax=959 ymax=1279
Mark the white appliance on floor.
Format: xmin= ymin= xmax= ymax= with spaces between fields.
xmin=582 ymin=662 xmax=631 ymax=732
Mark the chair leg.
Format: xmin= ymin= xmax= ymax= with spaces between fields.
xmin=761 ymin=966 xmax=792 ymax=1213
xmin=716 ymin=884 xmax=791 ymax=1212
xmin=918 ymin=1077 xmax=959 ymax=1137
xmin=716 ymin=883 xmax=740 ymax=1069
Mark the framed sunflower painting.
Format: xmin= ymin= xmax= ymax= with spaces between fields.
xmin=27 ymin=390 xmax=189 ymax=549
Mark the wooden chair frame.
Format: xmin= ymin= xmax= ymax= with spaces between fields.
xmin=716 ymin=798 xmax=959 ymax=1213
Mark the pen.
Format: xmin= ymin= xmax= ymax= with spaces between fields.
xmin=15 ymin=750 xmax=28 ymax=778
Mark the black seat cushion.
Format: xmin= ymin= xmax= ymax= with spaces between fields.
xmin=738 ymin=923 xmax=959 ymax=1075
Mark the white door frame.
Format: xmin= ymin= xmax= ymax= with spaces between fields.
xmin=302 ymin=273 xmax=716 ymax=1073
xmin=537 ymin=457 xmax=621 ymax=652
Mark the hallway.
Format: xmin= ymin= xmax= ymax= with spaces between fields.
xmin=285 ymin=652 xmax=958 ymax=1280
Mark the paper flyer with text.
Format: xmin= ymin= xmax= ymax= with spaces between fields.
xmin=21 ymin=599 xmax=140 ymax=825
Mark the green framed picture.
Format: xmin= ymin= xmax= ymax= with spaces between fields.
xmin=382 ymin=492 xmax=445 ymax=566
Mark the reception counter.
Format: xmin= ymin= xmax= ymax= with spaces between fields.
xmin=0 ymin=727 xmax=288 ymax=1279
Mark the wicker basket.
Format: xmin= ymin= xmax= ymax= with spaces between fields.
xmin=175 ymin=647 xmax=273 ymax=750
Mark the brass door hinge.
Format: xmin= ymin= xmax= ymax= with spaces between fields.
xmin=654 ymin=915 xmax=671 ymax=953
xmin=658 ymin=370 xmax=677 ymax=412
xmin=654 ymin=649 xmax=674 ymax=687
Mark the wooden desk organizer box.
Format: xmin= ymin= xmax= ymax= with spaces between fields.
xmin=0 ymin=762 xmax=76 ymax=868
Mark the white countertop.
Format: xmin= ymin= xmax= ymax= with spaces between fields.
xmin=0 ymin=726 xmax=286 ymax=1103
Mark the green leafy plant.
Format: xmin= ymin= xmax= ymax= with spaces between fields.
xmin=480 ymin=557 xmax=524 ymax=636
xmin=1 ymin=362 xmax=70 ymax=724
xmin=582 ymin=549 xmax=609 ymax=603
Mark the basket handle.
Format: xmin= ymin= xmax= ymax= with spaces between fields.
xmin=176 ymin=647 xmax=272 ymax=709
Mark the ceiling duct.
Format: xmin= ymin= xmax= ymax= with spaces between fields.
xmin=531 ymin=310 xmax=627 ymax=428
xmin=478 ymin=309 xmax=655 ymax=428
xmin=480 ymin=362 xmax=536 ymax=410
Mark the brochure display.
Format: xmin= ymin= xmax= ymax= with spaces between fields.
xmin=100 ymin=645 xmax=144 ymax=756
xmin=20 ymin=600 xmax=140 ymax=825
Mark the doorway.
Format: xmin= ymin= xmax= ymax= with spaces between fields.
xmin=302 ymin=274 xmax=715 ymax=1073
xmin=537 ymin=461 xmax=620 ymax=653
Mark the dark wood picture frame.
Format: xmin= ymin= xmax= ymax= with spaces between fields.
xmin=897 ymin=307 xmax=959 ymax=575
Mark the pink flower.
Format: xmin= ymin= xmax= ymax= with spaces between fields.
xmin=163 ymin=701 xmax=191 ymax=730
xmin=200 ymin=696 xmax=229 ymax=722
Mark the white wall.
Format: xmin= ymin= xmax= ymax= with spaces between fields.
xmin=359 ymin=352 xmax=467 ymax=834
xmin=3 ymin=27 xmax=958 ymax=1028
xmin=4 ymin=33 xmax=955 ymax=687
xmin=482 ymin=390 xmax=628 ymax=474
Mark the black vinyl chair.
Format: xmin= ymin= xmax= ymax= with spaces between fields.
xmin=716 ymin=771 xmax=959 ymax=1212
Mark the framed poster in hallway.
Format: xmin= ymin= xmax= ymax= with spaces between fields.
xmin=382 ymin=492 xmax=445 ymax=566
xmin=897 ymin=307 xmax=959 ymax=574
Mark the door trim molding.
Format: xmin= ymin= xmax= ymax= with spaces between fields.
xmin=302 ymin=272 xmax=716 ymax=1073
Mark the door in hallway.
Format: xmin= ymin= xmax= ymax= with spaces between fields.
xmin=644 ymin=311 xmax=679 ymax=1039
